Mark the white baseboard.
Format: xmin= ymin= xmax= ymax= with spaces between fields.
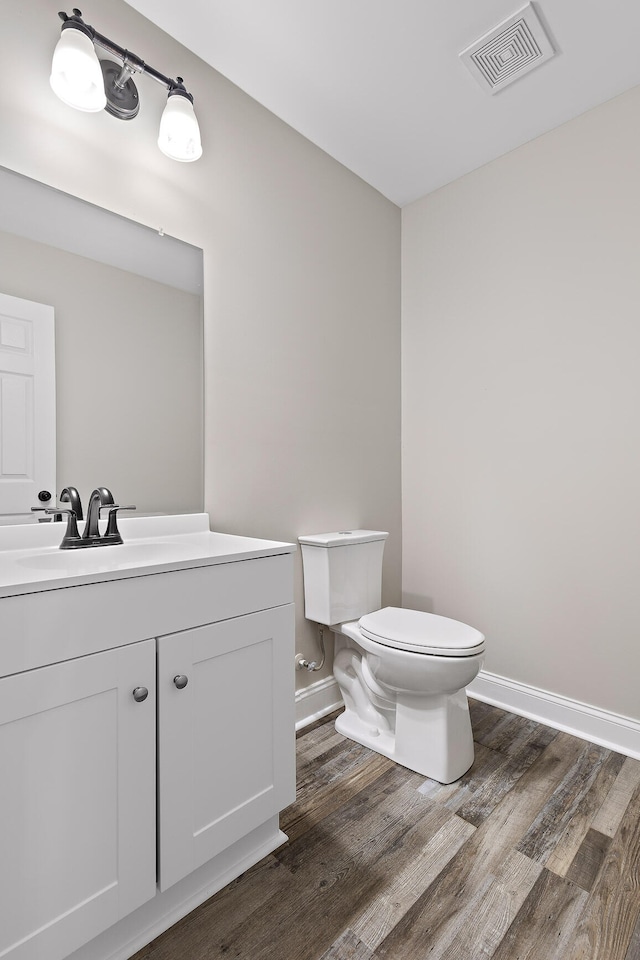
xmin=468 ymin=670 xmax=640 ymax=760
xmin=295 ymin=675 xmax=343 ymax=730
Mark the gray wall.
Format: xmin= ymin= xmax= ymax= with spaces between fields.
xmin=0 ymin=0 xmax=402 ymax=686
xmin=402 ymin=84 xmax=640 ymax=721
xmin=0 ymin=231 xmax=203 ymax=515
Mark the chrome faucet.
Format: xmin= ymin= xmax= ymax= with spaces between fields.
xmin=32 ymin=486 xmax=136 ymax=549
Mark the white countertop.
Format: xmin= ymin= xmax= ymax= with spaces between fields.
xmin=0 ymin=513 xmax=296 ymax=598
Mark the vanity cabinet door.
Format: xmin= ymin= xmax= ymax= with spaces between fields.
xmin=0 ymin=639 xmax=156 ymax=960
xmin=157 ymin=604 xmax=295 ymax=891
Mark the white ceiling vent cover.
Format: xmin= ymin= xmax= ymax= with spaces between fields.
xmin=460 ymin=3 xmax=555 ymax=94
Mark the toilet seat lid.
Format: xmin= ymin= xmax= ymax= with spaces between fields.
xmin=359 ymin=607 xmax=485 ymax=656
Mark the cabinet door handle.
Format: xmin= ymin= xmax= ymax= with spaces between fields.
xmin=173 ymin=674 xmax=189 ymax=689
xmin=132 ymin=686 xmax=149 ymax=702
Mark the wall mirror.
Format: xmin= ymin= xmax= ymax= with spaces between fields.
xmin=0 ymin=165 xmax=204 ymax=521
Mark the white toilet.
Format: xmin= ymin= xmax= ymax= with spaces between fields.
xmin=298 ymin=530 xmax=485 ymax=783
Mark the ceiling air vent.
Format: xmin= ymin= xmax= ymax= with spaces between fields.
xmin=460 ymin=2 xmax=555 ymax=94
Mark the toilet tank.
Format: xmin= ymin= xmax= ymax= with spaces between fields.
xmin=298 ymin=530 xmax=389 ymax=626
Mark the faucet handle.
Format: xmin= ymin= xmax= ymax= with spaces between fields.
xmin=99 ymin=504 xmax=137 ymax=544
xmin=31 ymin=506 xmax=75 ymax=518
xmin=31 ymin=506 xmax=55 ymax=522
xmin=31 ymin=507 xmax=82 ymax=548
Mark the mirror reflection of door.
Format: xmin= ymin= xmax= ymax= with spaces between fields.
xmin=0 ymin=292 xmax=55 ymax=521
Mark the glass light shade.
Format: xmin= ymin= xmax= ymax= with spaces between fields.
xmin=158 ymin=93 xmax=203 ymax=162
xmin=50 ymin=27 xmax=106 ymax=113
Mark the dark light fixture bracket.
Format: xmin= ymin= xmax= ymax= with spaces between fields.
xmin=100 ymin=59 xmax=139 ymax=120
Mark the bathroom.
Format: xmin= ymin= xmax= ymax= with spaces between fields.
xmin=1 ymin=0 xmax=639 ymax=957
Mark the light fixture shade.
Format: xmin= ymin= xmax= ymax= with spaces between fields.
xmin=50 ymin=26 xmax=106 ymax=113
xmin=158 ymin=92 xmax=202 ymax=162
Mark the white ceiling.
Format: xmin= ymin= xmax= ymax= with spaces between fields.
xmin=124 ymin=0 xmax=640 ymax=206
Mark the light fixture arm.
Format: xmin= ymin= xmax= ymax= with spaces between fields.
xmin=112 ymin=59 xmax=138 ymax=92
xmin=58 ymin=9 xmax=194 ymax=102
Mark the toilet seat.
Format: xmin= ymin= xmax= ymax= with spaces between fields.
xmin=358 ymin=607 xmax=485 ymax=657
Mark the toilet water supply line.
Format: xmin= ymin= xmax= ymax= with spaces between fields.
xmin=295 ymin=625 xmax=326 ymax=672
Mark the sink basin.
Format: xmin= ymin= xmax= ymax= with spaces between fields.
xmin=16 ymin=541 xmax=198 ymax=572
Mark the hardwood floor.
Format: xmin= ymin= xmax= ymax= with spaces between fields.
xmin=133 ymin=701 xmax=640 ymax=960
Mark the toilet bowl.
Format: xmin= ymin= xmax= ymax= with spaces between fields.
xmin=333 ymin=607 xmax=484 ymax=782
xmin=298 ymin=531 xmax=485 ymax=783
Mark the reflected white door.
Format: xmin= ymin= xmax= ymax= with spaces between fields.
xmin=0 ymin=292 xmax=55 ymax=517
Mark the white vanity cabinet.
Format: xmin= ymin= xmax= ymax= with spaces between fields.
xmin=0 ymin=516 xmax=296 ymax=960
xmin=0 ymin=640 xmax=157 ymax=960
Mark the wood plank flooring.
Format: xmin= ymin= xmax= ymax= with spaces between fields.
xmin=133 ymin=701 xmax=640 ymax=960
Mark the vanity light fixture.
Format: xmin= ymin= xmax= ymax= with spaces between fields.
xmin=50 ymin=8 xmax=202 ymax=162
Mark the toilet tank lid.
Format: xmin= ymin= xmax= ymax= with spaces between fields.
xmin=298 ymin=530 xmax=389 ymax=547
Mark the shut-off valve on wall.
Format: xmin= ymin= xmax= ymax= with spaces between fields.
xmin=295 ymin=625 xmax=326 ymax=672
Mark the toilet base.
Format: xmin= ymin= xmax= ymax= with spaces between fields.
xmin=335 ymin=687 xmax=475 ymax=784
